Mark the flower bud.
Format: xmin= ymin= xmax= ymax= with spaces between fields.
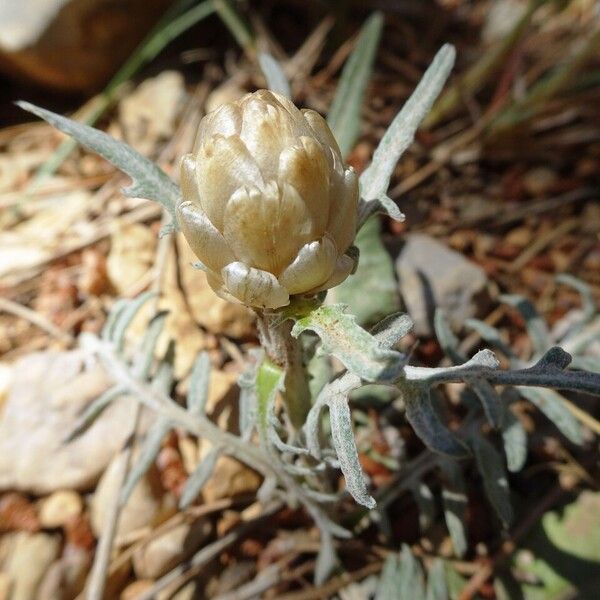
xmin=177 ymin=90 xmax=358 ymax=309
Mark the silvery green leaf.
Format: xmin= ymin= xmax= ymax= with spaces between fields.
xmin=426 ymin=559 xmax=448 ymax=600
xmin=267 ymin=422 xmax=309 ymax=455
xmin=186 ymin=352 xmax=211 ymax=417
xmin=65 ymin=385 xmax=126 ymax=442
xmin=301 ymin=488 xmax=339 ymax=504
xmin=291 ymin=304 xmax=404 ymax=382
xmin=17 ymin=102 xmax=180 ymax=219
xmin=501 ymin=406 xmax=527 ymax=472
xmin=101 ymin=299 xmax=129 ymax=341
xmin=434 ymin=309 xmax=464 ymax=365
xmin=307 ymin=352 xmax=332 ymax=400
xmin=179 ymin=447 xmax=221 ymax=509
xmin=283 ymin=461 xmax=325 ymax=477
xmin=556 ymin=274 xmax=596 ymax=325
xmin=371 ymin=312 xmax=414 ymax=349
xmin=258 ymin=52 xmax=291 ymax=98
xmin=359 ymin=44 xmax=456 ymax=214
xmin=464 ymin=318 xmax=515 ymax=359
xmin=304 ymin=372 xmax=362 ymax=457
xmin=357 ymin=194 xmax=405 ymax=227
xmin=439 ymin=457 xmax=468 ymax=558
xmin=333 ymin=217 xmax=401 ymax=326
xmin=238 ymin=349 xmax=262 ymax=438
xmin=398 ymin=544 xmax=426 ymax=599
xmin=500 ymin=294 xmax=550 ymax=356
xmin=410 ymin=481 xmax=436 ymax=531
xmin=121 ymin=417 xmax=171 ymax=505
xmin=329 ymin=394 xmax=376 ymax=508
xmin=467 ymin=378 xmax=504 ymax=429
xmin=133 ymin=311 xmax=169 ymax=379
xmin=402 ymin=384 xmax=469 ymax=457
xmin=518 ymin=387 xmax=583 ymax=445
xmin=471 ymin=434 xmax=513 ymax=527
xmin=375 ymin=553 xmax=401 ymax=600
xmin=111 ymin=292 xmax=156 ymax=351
xmin=327 ymin=12 xmax=384 ymax=157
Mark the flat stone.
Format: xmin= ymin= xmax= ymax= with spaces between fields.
xmin=132 ymin=518 xmax=212 ymax=579
xmin=396 ymin=234 xmax=488 ymax=336
xmin=2 ymin=532 xmax=60 ymax=600
xmin=0 ymin=349 xmax=142 ymax=494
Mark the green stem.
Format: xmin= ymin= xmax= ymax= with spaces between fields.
xmin=256 ymin=312 xmax=311 ymax=429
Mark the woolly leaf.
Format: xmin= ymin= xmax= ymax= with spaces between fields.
xmin=121 ymin=417 xmax=171 ymax=505
xmin=17 ymin=102 xmax=180 ymax=219
xmin=440 ymin=458 xmax=468 ymax=557
xmin=376 ymin=553 xmax=401 ymax=600
xmin=398 ymin=544 xmax=426 ymax=599
xmin=464 ymin=318 xmax=515 ymax=359
xmin=359 ymin=44 xmax=456 ymax=220
xmin=501 ymin=405 xmax=528 ymax=472
xmin=410 ymin=481 xmax=436 ymax=531
xmin=333 ymin=217 xmax=401 ymax=326
xmin=179 ymin=447 xmax=221 ymax=509
xmin=501 ymin=294 xmax=550 ymax=356
xmin=518 ymin=386 xmax=583 ymax=445
xmin=402 ymin=384 xmax=469 ymax=457
xmin=329 ymin=394 xmax=376 ymax=508
xmin=133 ymin=311 xmax=169 ymax=379
xmin=111 ymin=292 xmax=156 ymax=351
xmin=66 ymin=385 xmax=126 ymax=442
xmin=426 ymin=559 xmax=448 ymax=600
xmin=291 ymin=304 xmax=404 ymax=382
xmin=186 ymin=352 xmax=211 ymax=417
xmin=467 ymin=377 xmax=504 ymax=429
xmin=371 ymin=312 xmax=414 ymax=349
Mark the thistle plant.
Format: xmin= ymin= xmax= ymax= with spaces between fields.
xmin=18 ymin=14 xmax=600 ymax=589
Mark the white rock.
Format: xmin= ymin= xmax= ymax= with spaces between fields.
xmin=3 ymin=532 xmax=60 ymax=600
xmin=396 ymin=234 xmax=488 ymax=336
xmin=0 ymin=349 xmax=141 ymax=494
xmin=38 ymin=490 xmax=83 ymax=528
xmin=132 ymin=519 xmax=212 ymax=579
xmin=90 ymin=451 xmax=164 ymax=543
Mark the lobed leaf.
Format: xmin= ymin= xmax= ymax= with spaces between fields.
xmin=291 ymin=304 xmax=404 ymax=382
xmin=17 ymin=102 xmax=180 ymax=219
xmin=371 ymin=312 xmax=414 ymax=349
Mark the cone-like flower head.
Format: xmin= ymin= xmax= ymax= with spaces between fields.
xmin=177 ymin=90 xmax=359 ymax=309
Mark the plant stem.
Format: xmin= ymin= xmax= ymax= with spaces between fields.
xmin=256 ymin=312 xmax=312 ymax=429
